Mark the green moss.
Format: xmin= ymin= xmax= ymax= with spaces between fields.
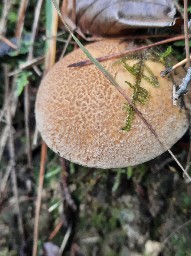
xmin=158 ymin=46 xmax=173 ymax=64
xmin=119 ymin=49 xmax=170 ymax=131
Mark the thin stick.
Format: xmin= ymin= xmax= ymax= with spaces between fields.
xmin=48 ymin=220 xmax=64 ymax=240
xmin=0 ymin=76 xmax=18 ymax=163
xmin=174 ymin=1 xmax=184 ymax=18
xmin=32 ymin=141 xmax=47 ymax=256
xmin=185 ymin=111 xmax=191 ymax=176
xmin=59 ymin=32 xmax=72 ymax=59
xmin=45 ymin=0 xmax=60 ymax=69
xmin=62 ymin=0 xmax=68 ymax=15
xmin=174 ymin=67 xmax=191 ymax=100
xmin=15 ymin=0 xmax=29 ymax=39
xmin=72 ymin=0 xmax=76 ymax=24
xmin=0 ymin=35 xmax=17 ymax=49
xmin=0 ymin=164 xmax=12 ymax=194
xmin=161 ymin=55 xmax=191 ymax=76
xmin=24 ymin=0 xmax=43 ymax=170
xmin=0 ymin=125 xmax=10 ymax=160
xmin=27 ymin=0 xmax=43 ymax=60
xmin=83 ymin=33 xmax=177 ymax=43
xmin=8 ymin=56 xmax=45 ymax=77
xmin=24 ymin=84 xmax=32 ymax=169
xmin=32 ymin=1 xmax=59 ymax=255
xmin=68 ymin=34 xmax=191 ymax=67
xmin=184 ymin=0 xmax=190 ymax=67
xmin=5 ymin=65 xmax=25 ymax=245
xmin=0 ymin=0 xmax=12 ymax=35
xmin=59 ymin=225 xmax=72 ymax=256
xmin=0 ymin=85 xmax=14 ymax=122
xmin=60 ymin=158 xmax=77 ymax=211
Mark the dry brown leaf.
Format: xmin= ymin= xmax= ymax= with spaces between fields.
xmin=61 ymin=0 xmax=176 ymax=36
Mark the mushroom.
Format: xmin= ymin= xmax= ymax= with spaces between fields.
xmin=35 ymin=40 xmax=188 ymax=168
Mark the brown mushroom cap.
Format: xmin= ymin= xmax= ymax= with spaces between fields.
xmin=35 ymin=40 xmax=188 ymax=168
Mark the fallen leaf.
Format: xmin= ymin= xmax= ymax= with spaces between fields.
xmin=62 ymin=0 xmax=176 ymax=35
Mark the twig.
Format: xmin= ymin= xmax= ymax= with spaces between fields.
xmin=0 ymin=81 xmax=17 ymax=122
xmin=60 ymin=158 xmax=77 ymax=211
xmin=173 ymin=67 xmax=191 ymax=100
xmin=185 ymin=110 xmax=191 ymax=176
xmin=174 ymin=0 xmax=184 ymax=18
xmin=0 ymin=164 xmax=12 ymax=196
xmin=27 ymin=1 xmax=43 ymax=77
xmin=32 ymin=65 xmax=42 ymax=76
xmin=15 ymin=0 xmax=29 ymax=40
xmin=24 ymin=84 xmax=32 ymax=169
xmin=48 ymin=220 xmax=64 ymax=240
xmin=59 ymin=224 xmax=72 ymax=256
xmin=72 ymin=0 xmax=76 ymax=24
xmin=5 ymin=65 xmax=25 ymax=246
xmin=68 ymin=34 xmax=191 ymax=67
xmin=184 ymin=0 xmax=190 ymax=67
xmin=45 ymin=1 xmax=60 ymax=69
xmin=59 ymin=32 xmax=72 ymax=59
xmin=61 ymin=0 xmax=68 ymax=15
xmin=27 ymin=0 xmax=43 ymax=60
xmin=32 ymin=141 xmax=47 ymax=256
xmin=0 ymin=76 xmax=18 ymax=163
xmin=161 ymin=55 xmax=191 ymax=76
xmin=0 ymin=125 xmax=10 ymax=160
xmin=24 ymin=0 xmax=43 ymax=170
xmin=0 ymin=0 xmax=12 ymax=35
xmin=81 ymin=34 xmax=177 ymax=43
xmin=32 ymin=1 xmax=59 ymax=255
xmin=32 ymin=126 xmax=39 ymax=146
xmin=0 ymin=70 xmax=18 ymax=195
xmin=0 ymin=35 xmax=17 ymax=49
xmin=8 ymin=56 xmax=45 ymax=76
xmin=42 ymin=31 xmax=67 ymax=40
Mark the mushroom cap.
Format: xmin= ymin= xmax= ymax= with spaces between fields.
xmin=35 ymin=40 xmax=188 ymax=168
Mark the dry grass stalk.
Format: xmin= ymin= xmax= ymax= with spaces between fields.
xmin=8 ymin=56 xmax=45 ymax=77
xmin=0 ymin=67 xmax=18 ymax=163
xmin=59 ymin=32 xmax=72 ymax=59
xmin=183 ymin=0 xmax=190 ymax=67
xmin=15 ymin=0 xmax=29 ymax=39
xmin=60 ymin=158 xmax=77 ymax=211
xmin=48 ymin=220 xmax=64 ymax=240
xmin=0 ymin=35 xmax=17 ymax=49
xmin=68 ymin=34 xmax=191 ymax=67
xmin=32 ymin=141 xmax=47 ymax=256
xmin=0 ymin=0 xmax=12 ymax=35
xmin=4 ymin=65 xmax=25 ymax=246
xmin=59 ymin=225 xmax=72 ymax=256
xmin=24 ymin=0 xmax=43 ymax=170
xmin=32 ymin=1 xmax=60 ymax=255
